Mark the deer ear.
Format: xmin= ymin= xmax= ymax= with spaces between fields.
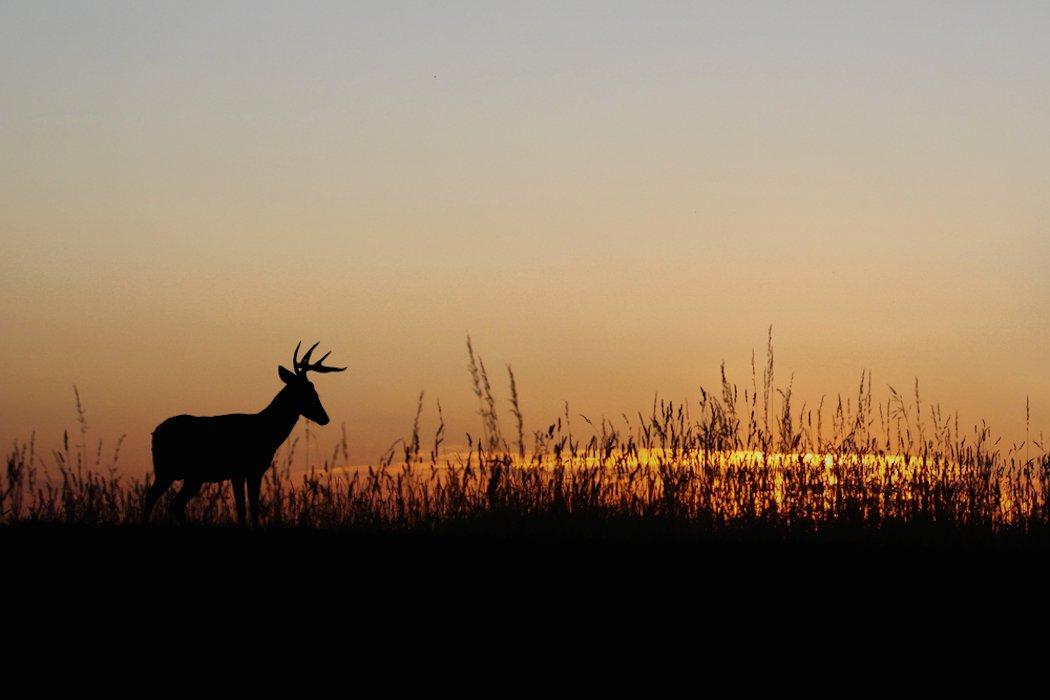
xmin=278 ymin=366 xmax=297 ymax=384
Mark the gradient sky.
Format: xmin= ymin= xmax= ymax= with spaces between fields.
xmin=3 ymin=2 xmax=1049 ymax=475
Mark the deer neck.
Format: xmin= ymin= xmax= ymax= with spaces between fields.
xmin=259 ymin=386 xmax=300 ymax=449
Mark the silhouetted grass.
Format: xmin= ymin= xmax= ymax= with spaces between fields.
xmin=3 ymin=332 xmax=1049 ymax=545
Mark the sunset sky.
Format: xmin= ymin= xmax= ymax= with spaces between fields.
xmin=2 ymin=2 xmax=1049 ymax=475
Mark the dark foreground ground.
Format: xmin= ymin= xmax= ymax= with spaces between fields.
xmin=5 ymin=522 xmax=1049 ymax=670
xmin=6 ymin=520 xmax=1050 ymax=592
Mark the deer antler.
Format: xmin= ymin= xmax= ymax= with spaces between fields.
xmin=292 ymin=340 xmax=303 ymax=370
xmin=293 ymin=340 xmax=347 ymax=375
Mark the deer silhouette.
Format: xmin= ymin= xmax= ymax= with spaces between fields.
xmin=144 ymin=341 xmax=347 ymax=526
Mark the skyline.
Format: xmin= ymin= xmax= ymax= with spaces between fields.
xmin=2 ymin=2 xmax=1049 ymax=474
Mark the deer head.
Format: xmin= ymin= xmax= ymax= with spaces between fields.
xmin=277 ymin=341 xmax=347 ymax=425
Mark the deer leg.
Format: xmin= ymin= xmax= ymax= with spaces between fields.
xmin=143 ymin=477 xmax=173 ymax=524
xmin=231 ymin=478 xmax=247 ymax=526
xmin=171 ymin=479 xmax=203 ymax=525
xmin=247 ymin=475 xmax=262 ymax=528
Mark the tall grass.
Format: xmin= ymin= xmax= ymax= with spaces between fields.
xmin=3 ymin=335 xmax=1049 ymax=538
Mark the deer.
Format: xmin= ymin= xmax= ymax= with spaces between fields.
xmin=144 ymin=341 xmax=347 ymax=526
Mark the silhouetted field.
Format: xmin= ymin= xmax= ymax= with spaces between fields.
xmin=4 ymin=334 xmax=1050 ymax=549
